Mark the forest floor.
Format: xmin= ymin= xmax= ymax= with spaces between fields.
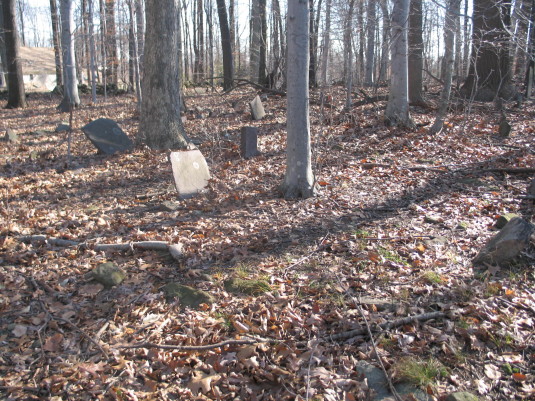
xmin=0 ymin=86 xmax=534 ymax=401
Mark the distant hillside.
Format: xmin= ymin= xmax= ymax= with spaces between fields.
xmin=19 ymin=47 xmax=56 ymax=75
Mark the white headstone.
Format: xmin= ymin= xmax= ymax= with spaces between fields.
xmin=169 ymin=150 xmax=210 ymax=199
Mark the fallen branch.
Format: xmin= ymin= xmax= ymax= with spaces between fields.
xmin=477 ymin=167 xmax=535 ymax=174
xmin=118 ymin=336 xmax=278 ymax=351
xmin=327 ymin=311 xmax=447 ymax=341
xmin=228 ymin=78 xmax=286 ymax=96
xmin=135 ymin=191 xmax=169 ymax=200
xmin=19 ymin=235 xmax=81 ymax=248
xmin=94 ymin=241 xmax=169 ymax=252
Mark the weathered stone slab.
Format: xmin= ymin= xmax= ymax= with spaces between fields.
xmin=249 ymin=95 xmax=266 ymax=120
xmin=82 ymin=118 xmax=133 ymax=154
xmin=169 ymin=150 xmax=210 ymax=199
xmin=240 ymin=126 xmax=260 ymax=158
xmin=92 ymin=262 xmax=126 ymax=288
xmin=473 ymin=217 xmax=535 ymax=265
xmin=5 ymin=129 xmax=18 ymax=143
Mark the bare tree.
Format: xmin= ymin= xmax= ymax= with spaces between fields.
xmin=319 ymin=0 xmax=332 ymax=87
xmin=384 ymin=0 xmax=413 ymax=127
xmin=2 ymin=0 xmax=26 ymax=108
xmin=88 ymin=0 xmax=98 ymax=102
xmin=139 ymin=0 xmax=189 ymax=149
xmin=364 ymin=0 xmax=376 ymax=86
xmin=281 ymin=0 xmax=315 ymax=199
xmin=430 ymin=0 xmax=461 ymax=134
xmin=216 ymin=0 xmax=234 ymax=90
xmin=408 ymin=0 xmax=426 ymax=106
xmin=58 ymin=0 xmax=80 ymax=111
xmin=49 ymin=0 xmax=63 ymax=87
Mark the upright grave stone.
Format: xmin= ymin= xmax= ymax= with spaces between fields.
xmin=169 ymin=150 xmax=210 ymax=199
xmin=249 ymin=95 xmax=266 ymax=120
xmin=82 ymin=118 xmax=134 ymax=155
xmin=240 ymin=127 xmax=260 ymax=158
xmin=5 ymin=129 xmax=18 ymax=143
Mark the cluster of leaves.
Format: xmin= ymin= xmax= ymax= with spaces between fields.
xmin=0 ymin=87 xmax=534 ymax=400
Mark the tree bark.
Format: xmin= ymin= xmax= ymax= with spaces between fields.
xmin=429 ymin=0 xmax=460 ymax=134
xmin=258 ymin=0 xmax=267 ymax=85
xmin=319 ymin=0 xmax=331 ymax=87
xmin=128 ymin=0 xmax=142 ymax=106
xmin=364 ymin=0 xmax=376 ymax=86
xmin=2 ymin=0 xmax=26 ymax=108
xmin=408 ymin=0 xmax=426 ymax=106
xmin=216 ymin=0 xmax=234 ymax=90
xmin=249 ymin=0 xmax=261 ymax=82
xmin=49 ymin=0 xmax=63 ymax=87
xmin=88 ymin=0 xmax=98 ymax=102
xmin=384 ymin=0 xmax=413 ymax=127
xmin=461 ymin=0 xmax=516 ymax=100
xmin=139 ymin=0 xmax=189 ymax=149
xmin=378 ymin=0 xmax=390 ymax=84
xmin=58 ymin=0 xmax=80 ymax=111
xmin=343 ymin=0 xmax=355 ymax=109
xmin=105 ymin=0 xmax=118 ymax=85
xmin=281 ymin=0 xmax=315 ymax=199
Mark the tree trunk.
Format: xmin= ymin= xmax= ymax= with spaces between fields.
xmin=135 ymin=0 xmax=144 ymax=61
xmin=525 ymin=0 xmax=535 ymax=98
xmin=364 ymin=0 xmax=376 ymax=86
xmin=378 ymin=0 xmax=390 ymax=84
xmin=58 ymin=0 xmax=80 ymax=111
xmin=461 ymin=0 xmax=516 ymax=100
xmin=385 ymin=0 xmax=412 ymax=127
xmin=343 ymin=0 xmax=355 ymax=109
xmin=281 ymin=0 xmax=315 ymax=199
xmin=88 ymin=0 xmax=98 ymax=102
xmin=49 ymin=0 xmax=63 ymax=87
xmin=216 ymin=0 xmax=234 ymax=90
xmin=0 ymin=3 xmax=6 ymax=88
xmin=139 ymin=0 xmax=189 ymax=149
xmin=194 ymin=0 xmax=204 ymax=83
xmin=249 ymin=0 xmax=261 ymax=82
xmin=128 ymin=0 xmax=142 ymax=106
xmin=99 ymin=0 xmax=108 ymax=98
xmin=320 ymin=0 xmax=332 ymax=87
xmin=408 ymin=0 xmax=426 ymax=105
xmin=206 ymin=0 xmax=214 ymax=88
xmin=105 ymin=0 xmax=118 ymax=85
xmin=258 ymin=0 xmax=267 ymax=85
xmin=16 ymin=0 xmax=25 ymax=47
xmin=429 ymin=0 xmax=460 ymax=134
xmin=2 ymin=0 xmax=26 ymax=108
xmin=309 ymin=0 xmax=322 ymax=88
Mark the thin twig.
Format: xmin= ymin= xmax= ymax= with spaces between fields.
xmin=118 ymin=336 xmax=278 ymax=351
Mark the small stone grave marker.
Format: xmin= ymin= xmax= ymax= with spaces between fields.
xmin=82 ymin=118 xmax=133 ymax=155
xmin=249 ymin=95 xmax=266 ymax=120
xmin=169 ymin=149 xmax=210 ymax=199
xmin=5 ymin=129 xmax=18 ymax=143
xmin=240 ymin=126 xmax=260 ymax=158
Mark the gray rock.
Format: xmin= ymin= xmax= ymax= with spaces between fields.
xmin=356 ymin=361 xmax=430 ymax=401
xmin=358 ymin=296 xmax=396 ymax=312
xmin=249 ymin=95 xmax=266 ymax=120
xmin=240 ymin=127 xmax=260 ymax=159
xmin=92 ymin=262 xmax=126 ymax=288
xmin=5 ymin=129 xmax=18 ymax=143
xmin=169 ymin=150 xmax=210 ymax=199
xmin=473 ymin=217 xmax=535 ymax=265
xmin=528 ymin=179 xmax=535 ymax=197
xmin=82 ymin=118 xmax=133 ymax=155
xmin=445 ymin=392 xmax=479 ymax=401
xmin=160 ymin=201 xmax=181 ymax=212
xmin=494 ymin=213 xmax=518 ymax=229
xmin=162 ymin=283 xmax=214 ymax=308
xmin=55 ymin=122 xmax=70 ymax=132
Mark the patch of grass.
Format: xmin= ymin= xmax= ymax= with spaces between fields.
xmin=353 ymin=229 xmax=371 ymax=238
xmin=214 ymin=312 xmax=232 ymax=330
xmin=378 ymin=246 xmax=409 ymax=266
xmin=224 ymin=277 xmax=271 ymax=295
xmin=393 ymin=357 xmax=448 ymax=388
xmin=422 ymin=270 xmax=444 ymax=284
xmin=484 ymin=282 xmax=502 ymax=297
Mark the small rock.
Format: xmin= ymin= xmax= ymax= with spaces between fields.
xmin=358 ymin=296 xmax=395 ymax=312
xmin=92 ymin=262 xmax=126 ymax=288
xmin=495 ymin=213 xmax=518 ymax=229
xmin=163 ymin=283 xmax=214 ymax=308
xmin=528 ymin=179 xmax=535 ymax=198
xmin=5 ymin=129 xmax=18 ymax=143
xmin=424 ymin=214 xmax=443 ymax=224
xmin=55 ymin=122 xmax=71 ymax=132
xmin=473 ymin=217 xmax=535 ymax=266
xmin=445 ymin=392 xmax=479 ymax=401
xmin=160 ymin=201 xmax=181 ymax=212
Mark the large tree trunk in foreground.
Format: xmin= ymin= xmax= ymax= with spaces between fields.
xmin=461 ymin=0 xmax=516 ymax=100
xmin=2 ymin=0 xmax=26 ymax=109
xmin=216 ymin=0 xmax=234 ymax=90
xmin=139 ymin=0 xmax=189 ymax=149
xmin=385 ymin=0 xmax=413 ymax=127
xmin=281 ymin=0 xmax=315 ymax=199
xmin=58 ymin=0 xmax=80 ymax=111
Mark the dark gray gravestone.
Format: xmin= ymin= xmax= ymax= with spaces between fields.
xmin=249 ymin=95 xmax=266 ymax=120
xmin=240 ymin=127 xmax=260 ymax=158
xmin=82 ymin=118 xmax=133 ymax=154
xmin=169 ymin=150 xmax=210 ymax=199
xmin=5 ymin=129 xmax=18 ymax=143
